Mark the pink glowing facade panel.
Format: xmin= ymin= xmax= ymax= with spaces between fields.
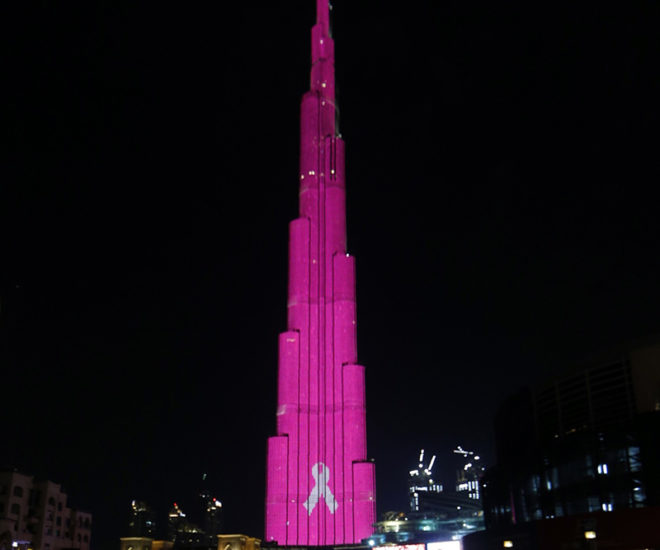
xmin=265 ymin=0 xmax=376 ymax=545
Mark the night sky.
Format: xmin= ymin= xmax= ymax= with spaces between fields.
xmin=4 ymin=1 xmax=660 ymax=549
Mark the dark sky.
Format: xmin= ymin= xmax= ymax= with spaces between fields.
xmin=4 ymin=1 xmax=660 ymax=549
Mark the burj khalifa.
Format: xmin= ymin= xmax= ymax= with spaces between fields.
xmin=265 ymin=0 xmax=376 ymax=545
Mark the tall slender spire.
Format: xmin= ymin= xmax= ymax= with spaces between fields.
xmin=316 ymin=0 xmax=330 ymax=34
xmin=265 ymin=1 xmax=376 ymax=546
xmin=310 ymin=0 xmax=336 ymax=133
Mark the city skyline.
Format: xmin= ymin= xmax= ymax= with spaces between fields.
xmin=4 ymin=2 xmax=660 ymax=550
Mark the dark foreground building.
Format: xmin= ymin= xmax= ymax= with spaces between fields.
xmin=464 ymin=342 xmax=660 ymax=549
xmin=0 ymin=469 xmax=92 ymax=550
xmin=462 ymin=507 xmax=660 ymax=550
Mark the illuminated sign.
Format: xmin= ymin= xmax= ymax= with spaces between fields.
xmin=303 ymin=463 xmax=338 ymax=515
xmin=428 ymin=542 xmax=462 ymax=550
xmin=375 ymin=545 xmax=425 ymax=550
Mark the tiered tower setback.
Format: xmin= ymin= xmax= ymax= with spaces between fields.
xmin=265 ymin=0 xmax=376 ymax=545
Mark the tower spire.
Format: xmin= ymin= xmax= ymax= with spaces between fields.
xmin=316 ymin=0 xmax=330 ymax=33
xmin=311 ymin=0 xmax=335 ymax=113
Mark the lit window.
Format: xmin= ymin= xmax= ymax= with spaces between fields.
xmin=584 ymin=531 xmax=596 ymax=540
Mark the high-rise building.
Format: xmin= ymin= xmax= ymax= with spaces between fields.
xmin=167 ymin=503 xmax=205 ymax=548
xmin=199 ymin=489 xmax=222 ymax=543
xmin=453 ymin=447 xmax=484 ymax=502
xmin=264 ymin=0 xmax=376 ymax=545
xmin=128 ymin=501 xmax=156 ymax=538
xmin=409 ymin=449 xmax=443 ymax=512
xmin=370 ymin=449 xmax=485 ymax=545
xmin=0 ymin=469 xmax=92 ymax=550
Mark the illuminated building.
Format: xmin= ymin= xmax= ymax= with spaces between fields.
xmin=265 ymin=0 xmax=376 ymax=545
xmin=409 ymin=450 xmax=443 ymax=512
xmin=407 ymin=448 xmax=485 ymax=516
xmin=200 ymin=494 xmax=222 ymax=543
xmin=167 ymin=503 xmax=206 ymax=549
xmin=0 ymin=469 xmax=92 ymax=550
xmin=199 ymin=476 xmax=222 ymax=543
xmin=370 ymin=542 xmax=461 ymax=550
xmin=370 ymin=450 xmax=486 ymax=546
xmin=413 ymin=448 xmax=484 ymax=536
xmin=370 ymin=512 xmax=455 ymax=545
xmin=120 ymin=538 xmax=174 ymax=550
xmin=216 ymin=534 xmax=260 ymax=550
xmin=168 ymin=474 xmax=222 ymax=547
xmin=128 ymin=501 xmax=157 ymax=538
xmin=463 ymin=342 xmax=660 ymax=550
xmin=452 ymin=447 xmax=484 ymax=502
xmin=126 ymin=482 xmax=222 ymax=550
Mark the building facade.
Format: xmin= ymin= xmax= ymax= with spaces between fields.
xmin=120 ymin=537 xmax=175 ymax=550
xmin=264 ymin=0 xmax=376 ymax=545
xmin=481 ymin=342 xmax=660 ymax=530
xmin=167 ymin=503 xmax=206 ymax=550
xmin=409 ymin=450 xmax=442 ymax=513
xmin=128 ymin=501 xmax=157 ymax=538
xmin=216 ymin=535 xmax=260 ymax=550
xmin=0 ymin=470 xmax=92 ymax=550
xmin=453 ymin=447 xmax=484 ymax=503
xmin=199 ymin=489 xmax=222 ymax=542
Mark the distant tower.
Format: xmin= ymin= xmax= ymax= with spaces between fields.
xmin=128 ymin=500 xmax=156 ymax=537
xmin=453 ymin=446 xmax=485 ymax=501
xmin=167 ymin=503 xmax=187 ymax=543
xmin=199 ymin=475 xmax=222 ymax=543
xmin=264 ymin=0 xmax=376 ymax=545
xmin=167 ymin=501 xmax=206 ymax=549
xmin=408 ymin=449 xmax=443 ymax=512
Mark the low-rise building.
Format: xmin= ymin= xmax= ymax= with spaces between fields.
xmin=0 ymin=469 xmax=91 ymax=550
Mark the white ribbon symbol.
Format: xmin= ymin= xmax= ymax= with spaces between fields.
xmin=303 ymin=462 xmax=338 ymax=516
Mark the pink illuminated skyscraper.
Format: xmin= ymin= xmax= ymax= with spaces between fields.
xmin=265 ymin=0 xmax=376 ymax=545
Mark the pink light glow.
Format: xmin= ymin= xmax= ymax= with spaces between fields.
xmin=265 ymin=1 xmax=376 ymax=545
